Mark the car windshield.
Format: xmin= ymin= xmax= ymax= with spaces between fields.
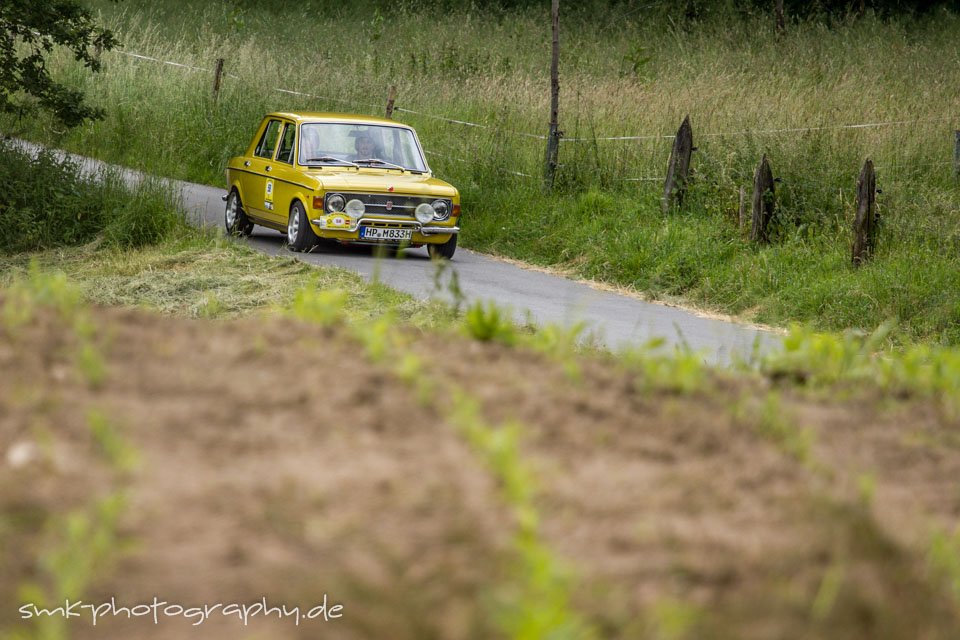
xmin=298 ymin=122 xmax=428 ymax=172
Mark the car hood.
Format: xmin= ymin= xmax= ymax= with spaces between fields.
xmin=307 ymin=170 xmax=457 ymax=198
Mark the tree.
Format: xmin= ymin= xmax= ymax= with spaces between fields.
xmin=0 ymin=0 xmax=119 ymax=128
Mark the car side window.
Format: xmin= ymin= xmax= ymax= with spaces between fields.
xmin=254 ymin=120 xmax=282 ymax=159
xmin=275 ymin=123 xmax=296 ymax=164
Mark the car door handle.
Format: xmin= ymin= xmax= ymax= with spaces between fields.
xmin=265 ymin=166 xmax=272 ymax=172
xmin=244 ymin=160 xmax=250 ymax=167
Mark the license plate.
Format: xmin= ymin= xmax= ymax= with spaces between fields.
xmin=359 ymin=226 xmax=413 ymax=241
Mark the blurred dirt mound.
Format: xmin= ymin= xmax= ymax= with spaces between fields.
xmin=2 ymin=301 xmax=960 ymax=639
xmin=1 ymin=304 xmax=510 ymax=640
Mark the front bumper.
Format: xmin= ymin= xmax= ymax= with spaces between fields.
xmin=309 ymin=215 xmax=460 ymax=237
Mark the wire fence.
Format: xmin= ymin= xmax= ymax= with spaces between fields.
xmin=111 ymin=48 xmax=958 ymax=190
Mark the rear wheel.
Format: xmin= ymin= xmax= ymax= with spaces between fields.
xmin=287 ymin=201 xmax=319 ymax=252
xmin=224 ymin=189 xmax=254 ymax=237
xmin=427 ymin=234 xmax=457 ymax=260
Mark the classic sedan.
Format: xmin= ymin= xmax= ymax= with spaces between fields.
xmin=224 ymin=112 xmax=460 ymax=259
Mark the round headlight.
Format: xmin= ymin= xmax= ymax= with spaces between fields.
xmin=414 ymin=203 xmax=435 ymax=224
xmin=326 ymin=193 xmax=345 ymax=212
xmin=431 ymin=199 xmax=450 ymax=221
xmin=345 ymin=199 xmax=365 ymax=218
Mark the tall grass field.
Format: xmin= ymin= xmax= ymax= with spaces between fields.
xmin=4 ymin=0 xmax=960 ymax=343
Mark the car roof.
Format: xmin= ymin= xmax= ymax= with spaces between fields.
xmin=268 ymin=112 xmax=413 ymax=129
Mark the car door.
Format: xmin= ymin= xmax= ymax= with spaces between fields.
xmin=270 ymin=122 xmax=302 ymax=227
xmin=241 ymin=118 xmax=283 ymax=222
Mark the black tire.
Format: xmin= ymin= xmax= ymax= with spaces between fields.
xmin=224 ymin=189 xmax=254 ymax=237
xmin=287 ymin=201 xmax=319 ymax=252
xmin=427 ymin=234 xmax=457 ymax=260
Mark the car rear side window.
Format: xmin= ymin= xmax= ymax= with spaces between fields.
xmin=254 ymin=120 xmax=282 ymax=159
xmin=275 ymin=123 xmax=296 ymax=164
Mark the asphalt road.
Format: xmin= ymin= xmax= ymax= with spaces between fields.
xmin=179 ymin=181 xmax=782 ymax=365
xmin=18 ymin=140 xmax=782 ymax=365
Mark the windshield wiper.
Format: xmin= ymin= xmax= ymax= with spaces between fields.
xmin=304 ymin=156 xmax=358 ymax=167
xmin=354 ymin=158 xmax=407 ymax=171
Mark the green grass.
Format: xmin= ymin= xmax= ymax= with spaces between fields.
xmin=3 ymin=1 xmax=960 ymax=343
xmin=467 ymin=188 xmax=960 ymax=343
xmin=0 ymin=233 xmax=460 ymax=329
xmin=0 ymin=140 xmax=187 ymax=252
xmin=761 ymin=322 xmax=960 ymax=416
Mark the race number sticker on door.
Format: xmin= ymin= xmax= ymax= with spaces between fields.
xmin=264 ymin=179 xmax=274 ymax=211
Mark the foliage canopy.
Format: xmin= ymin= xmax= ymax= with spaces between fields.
xmin=0 ymin=0 xmax=118 ymax=127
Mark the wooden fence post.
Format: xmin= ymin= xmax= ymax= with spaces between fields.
xmin=543 ymin=0 xmax=561 ymax=192
xmin=851 ymin=159 xmax=877 ymax=267
xmin=385 ymin=85 xmax=397 ymax=119
xmin=775 ymin=0 xmax=785 ymax=33
xmin=662 ymin=115 xmax=693 ymax=214
xmin=212 ymin=58 xmax=225 ymax=103
xmin=750 ymin=154 xmax=776 ymax=243
xmin=738 ymin=186 xmax=746 ymax=230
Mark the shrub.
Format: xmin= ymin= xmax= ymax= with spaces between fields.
xmin=101 ymin=176 xmax=185 ymax=248
xmin=0 ymin=142 xmax=106 ymax=251
xmin=0 ymin=140 xmax=184 ymax=252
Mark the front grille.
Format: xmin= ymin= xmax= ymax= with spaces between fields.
xmin=362 ymin=220 xmax=417 ymax=228
xmin=344 ymin=193 xmax=443 ymax=217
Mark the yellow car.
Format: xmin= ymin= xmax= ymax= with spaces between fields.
xmin=224 ymin=112 xmax=460 ymax=259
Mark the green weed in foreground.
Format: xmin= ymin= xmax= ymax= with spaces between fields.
xmin=463 ymin=300 xmax=590 ymax=380
xmin=10 ymin=493 xmax=127 ymax=640
xmin=0 ymin=277 xmax=135 ymax=639
xmin=2 ymin=262 xmax=80 ymax=332
xmin=448 ymin=392 xmax=597 ymax=640
xmin=2 ymin=263 xmax=110 ymax=389
xmin=620 ymin=337 xmax=708 ymax=394
xmin=647 ymin=599 xmax=703 ymax=640
xmin=810 ymin=560 xmax=846 ymax=622
xmin=928 ymin=528 xmax=960 ymax=608
xmin=754 ymin=392 xmax=814 ymax=466
xmin=762 ymin=323 xmax=960 ymax=414
xmin=88 ymin=410 xmax=139 ymax=475
xmin=73 ymin=314 xmax=107 ymax=389
xmin=524 ymin=322 xmax=592 ymax=383
xmin=464 ymin=300 xmax=518 ymax=345
xmin=288 ymin=287 xmax=348 ymax=327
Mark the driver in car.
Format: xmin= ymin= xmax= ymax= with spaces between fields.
xmin=353 ymin=134 xmax=377 ymax=160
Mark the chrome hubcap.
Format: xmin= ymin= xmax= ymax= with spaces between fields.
xmin=225 ymin=194 xmax=237 ymax=227
xmin=288 ymin=211 xmax=299 ymax=243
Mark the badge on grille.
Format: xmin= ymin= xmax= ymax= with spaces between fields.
xmin=385 ymin=200 xmax=393 ymax=211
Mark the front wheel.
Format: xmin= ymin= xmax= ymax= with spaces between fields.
xmin=427 ymin=234 xmax=457 ymax=260
xmin=287 ymin=201 xmax=319 ymax=252
xmin=224 ymin=189 xmax=254 ymax=237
